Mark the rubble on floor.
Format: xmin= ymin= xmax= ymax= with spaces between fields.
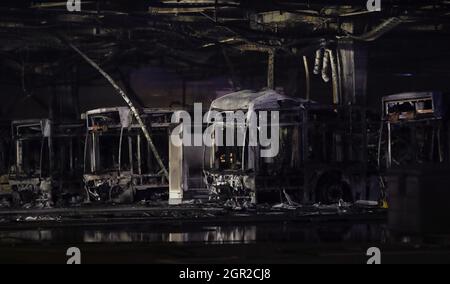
xmin=22 ymin=200 xmax=53 ymax=210
xmin=17 ymin=216 xmax=62 ymax=222
xmin=355 ymin=200 xmax=380 ymax=207
xmin=272 ymin=190 xmax=302 ymax=210
xmin=0 ymin=198 xmax=10 ymax=209
xmin=0 ymin=199 xmax=388 ymax=228
xmin=272 ymin=203 xmax=298 ymax=210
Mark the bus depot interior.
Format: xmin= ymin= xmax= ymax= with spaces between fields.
xmin=0 ymin=1 xmax=450 ymax=264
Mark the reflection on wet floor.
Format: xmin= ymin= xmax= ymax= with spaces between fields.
xmin=0 ymin=223 xmax=389 ymax=245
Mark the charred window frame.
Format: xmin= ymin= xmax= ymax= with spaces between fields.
xmin=11 ymin=120 xmax=51 ymax=178
xmin=84 ymin=109 xmax=171 ymax=177
xmin=204 ymin=110 xmax=249 ymax=173
xmin=10 ymin=120 xmax=85 ymax=179
xmin=379 ymin=93 xmax=450 ymax=169
xmin=204 ymin=109 xmax=303 ymax=174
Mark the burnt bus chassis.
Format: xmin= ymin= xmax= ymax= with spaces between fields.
xmin=83 ymin=107 xmax=173 ymax=203
xmin=8 ymin=119 xmax=85 ymax=207
xmin=378 ymin=92 xmax=450 ymax=169
xmin=204 ymin=102 xmax=379 ymax=206
xmin=0 ymin=122 xmax=11 ymax=202
xmin=1 ymin=102 xmax=379 ymax=207
xmin=300 ymin=104 xmax=378 ymax=204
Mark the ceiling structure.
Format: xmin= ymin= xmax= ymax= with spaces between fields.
xmin=0 ymin=0 xmax=450 ymax=85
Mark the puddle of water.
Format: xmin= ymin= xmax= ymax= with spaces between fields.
xmin=0 ymin=223 xmax=389 ymax=245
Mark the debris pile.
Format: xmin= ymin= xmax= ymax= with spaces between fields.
xmin=16 ymin=216 xmax=61 ymax=222
xmin=0 ymin=198 xmax=10 ymax=209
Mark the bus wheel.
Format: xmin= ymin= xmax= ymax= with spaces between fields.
xmin=315 ymin=171 xmax=353 ymax=205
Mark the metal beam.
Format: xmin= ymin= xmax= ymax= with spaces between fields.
xmin=338 ymin=39 xmax=368 ymax=105
xmin=303 ymin=56 xmax=310 ymax=100
xmin=268 ymin=49 xmax=275 ymax=89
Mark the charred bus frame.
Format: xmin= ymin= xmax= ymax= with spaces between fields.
xmin=379 ymin=92 xmax=450 ymax=169
xmin=0 ymin=122 xmax=11 ymax=202
xmin=8 ymin=119 xmax=85 ymax=206
xmin=83 ymin=107 xmax=173 ymax=203
xmin=204 ymin=90 xmax=377 ymax=206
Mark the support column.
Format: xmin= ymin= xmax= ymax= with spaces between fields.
xmin=338 ymin=39 xmax=370 ymax=199
xmin=182 ymin=79 xmax=187 ymax=108
xmin=169 ymin=124 xmax=184 ymax=205
xmin=71 ymin=65 xmax=81 ymax=119
xmin=267 ymin=50 xmax=275 ymax=89
xmin=338 ymin=39 xmax=368 ymax=106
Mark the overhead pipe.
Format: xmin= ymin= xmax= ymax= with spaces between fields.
xmin=303 ymin=56 xmax=311 ymax=101
xmin=344 ymin=17 xmax=403 ymax=42
xmin=321 ymin=49 xmax=331 ymax=83
xmin=313 ymin=49 xmax=323 ymax=75
xmin=312 ymin=47 xmax=341 ymax=104
xmin=326 ymin=49 xmax=340 ymax=105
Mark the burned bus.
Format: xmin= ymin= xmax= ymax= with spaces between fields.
xmin=378 ymin=92 xmax=450 ymax=233
xmin=0 ymin=123 xmax=11 ymax=205
xmin=204 ymin=90 xmax=377 ymax=206
xmin=378 ymin=92 xmax=450 ymax=169
xmin=8 ymin=119 xmax=85 ymax=207
xmin=83 ymin=107 xmax=173 ymax=203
